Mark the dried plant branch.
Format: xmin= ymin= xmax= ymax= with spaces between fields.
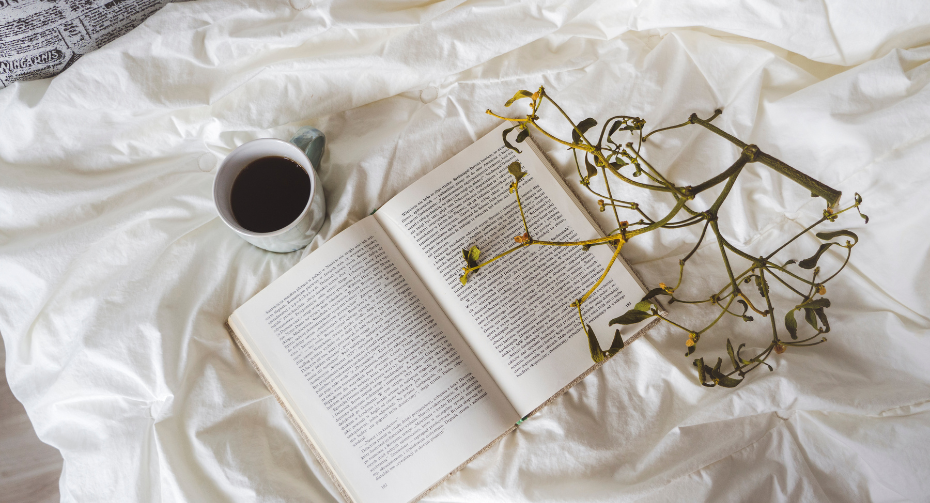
xmin=460 ymin=86 xmax=867 ymax=388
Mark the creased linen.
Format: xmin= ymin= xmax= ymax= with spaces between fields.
xmin=1 ymin=0 xmax=929 ymax=501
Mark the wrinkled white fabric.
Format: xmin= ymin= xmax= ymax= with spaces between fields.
xmin=2 ymin=1 xmax=930 ymax=501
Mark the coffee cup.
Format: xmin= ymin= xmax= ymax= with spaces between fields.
xmin=213 ymin=127 xmax=326 ymax=253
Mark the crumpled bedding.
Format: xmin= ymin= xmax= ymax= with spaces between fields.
xmin=2 ymin=1 xmax=930 ymax=501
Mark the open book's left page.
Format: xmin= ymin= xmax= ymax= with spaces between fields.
xmin=229 ymin=216 xmax=519 ymax=503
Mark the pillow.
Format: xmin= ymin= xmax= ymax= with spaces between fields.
xmin=0 ymin=0 xmax=179 ymax=88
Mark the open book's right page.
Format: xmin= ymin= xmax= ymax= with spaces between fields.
xmin=377 ymin=122 xmax=650 ymax=416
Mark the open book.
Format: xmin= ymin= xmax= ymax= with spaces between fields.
xmin=226 ymin=122 xmax=657 ymax=503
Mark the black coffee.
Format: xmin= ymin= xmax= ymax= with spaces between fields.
xmin=230 ymin=156 xmax=311 ymax=233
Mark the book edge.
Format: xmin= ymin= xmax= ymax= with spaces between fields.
xmin=406 ymin=423 xmax=518 ymax=503
xmin=224 ymin=320 xmax=358 ymax=503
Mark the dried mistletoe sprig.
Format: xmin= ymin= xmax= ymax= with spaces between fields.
xmin=461 ymin=86 xmax=867 ymax=388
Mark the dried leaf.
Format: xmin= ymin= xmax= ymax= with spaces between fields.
xmin=736 ymin=299 xmax=753 ymax=321
xmin=754 ymin=274 xmax=769 ymax=298
xmin=642 ymin=288 xmax=669 ymax=301
xmin=608 ymin=329 xmax=625 ymax=354
xmin=785 ymin=309 xmax=798 ymax=339
xmin=799 ymin=242 xmax=835 ymax=269
xmin=799 ymin=298 xmax=831 ymax=310
xmin=505 ymin=90 xmax=533 ymax=107
xmin=737 ymin=299 xmax=749 ymax=315
xmin=709 ymin=358 xmax=742 ymax=388
xmin=693 ymin=358 xmax=713 ymax=387
xmin=584 ymin=155 xmax=598 ymax=178
xmin=815 ymin=307 xmax=830 ymax=333
xmin=609 ymin=308 xmax=653 ymax=326
xmin=816 ymin=229 xmax=859 ymax=247
xmin=586 ymin=324 xmax=606 ymax=363
xmin=508 ymin=161 xmax=527 ymax=182
xmin=460 ymin=246 xmax=480 ymax=286
xmin=804 ymin=307 xmax=819 ymax=331
xmin=515 ymin=129 xmax=529 ymax=143
xmin=737 ymin=343 xmax=753 ymax=366
xmin=608 ymin=119 xmax=623 ymax=138
xmin=468 ymin=245 xmax=480 ymax=266
xmin=713 ymin=357 xmax=723 ymax=374
xmin=693 ymin=358 xmax=742 ymax=388
xmin=634 ymin=301 xmax=653 ymax=312
xmin=572 ymin=117 xmax=597 ymax=145
xmin=502 ymin=126 xmax=520 ymax=153
xmin=727 ymin=339 xmax=742 ymax=374
xmin=608 ymin=118 xmax=643 ymax=137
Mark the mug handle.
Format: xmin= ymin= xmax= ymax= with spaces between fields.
xmin=289 ymin=126 xmax=326 ymax=171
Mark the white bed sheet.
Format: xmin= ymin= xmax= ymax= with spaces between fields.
xmin=1 ymin=1 xmax=930 ymax=501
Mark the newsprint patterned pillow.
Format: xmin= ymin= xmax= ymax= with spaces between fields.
xmin=0 ymin=0 xmax=183 ymax=88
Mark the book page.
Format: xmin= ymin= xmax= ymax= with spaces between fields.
xmin=376 ymin=123 xmax=650 ymax=416
xmin=229 ymin=216 xmax=518 ymax=503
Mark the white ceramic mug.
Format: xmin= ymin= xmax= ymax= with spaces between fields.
xmin=213 ymin=127 xmax=326 ymax=253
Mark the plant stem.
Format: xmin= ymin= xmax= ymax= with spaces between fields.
xmin=711 ymin=220 xmax=741 ymax=296
xmin=514 ymin=183 xmax=531 ymax=238
xmin=764 ymin=217 xmax=827 ymax=260
xmin=466 ymin=244 xmax=526 ymax=272
xmin=691 ymin=149 xmax=752 ymax=196
xmin=657 ymin=314 xmax=692 ymax=332
xmin=763 ymin=268 xmax=808 ymax=298
xmin=601 ymin=164 xmax=623 ymax=229
xmin=627 ymin=197 xmax=689 ymax=238
xmin=698 ymin=295 xmax=737 ymax=335
xmin=486 ymin=110 xmax=529 ymax=122
xmin=690 ymin=114 xmax=842 ymax=207
xmin=575 ymin=239 xmax=625 ymax=305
